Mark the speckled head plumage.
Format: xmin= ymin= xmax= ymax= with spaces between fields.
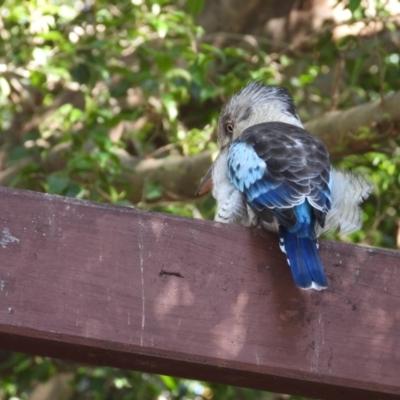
xmin=217 ymin=81 xmax=302 ymax=148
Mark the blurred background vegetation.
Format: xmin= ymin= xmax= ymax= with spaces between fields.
xmin=0 ymin=0 xmax=400 ymax=399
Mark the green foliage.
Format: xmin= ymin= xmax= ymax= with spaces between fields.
xmin=0 ymin=0 xmax=399 ymax=399
xmin=0 ymin=353 xmax=285 ymax=400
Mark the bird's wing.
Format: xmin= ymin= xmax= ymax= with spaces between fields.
xmin=227 ymin=122 xmax=331 ymax=229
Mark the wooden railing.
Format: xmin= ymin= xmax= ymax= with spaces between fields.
xmin=0 ymin=187 xmax=399 ymax=400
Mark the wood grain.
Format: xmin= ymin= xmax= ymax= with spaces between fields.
xmin=0 ymin=187 xmax=399 ymax=399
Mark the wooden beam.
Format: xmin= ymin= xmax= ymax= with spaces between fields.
xmin=0 ymin=187 xmax=399 ymax=399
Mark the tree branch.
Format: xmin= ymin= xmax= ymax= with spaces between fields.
xmin=0 ymin=89 xmax=85 ymax=146
xmin=305 ymin=91 xmax=400 ymax=158
xmin=1 ymin=92 xmax=399 ymax=204
xmin=117 ymin=149 xmax=214 ymax=203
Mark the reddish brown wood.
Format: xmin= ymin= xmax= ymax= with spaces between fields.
xmin=0 ymin=186 xmax=399 ymax=399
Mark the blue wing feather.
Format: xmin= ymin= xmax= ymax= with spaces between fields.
xmin=228 ymin=142 xmax=265 ymax=191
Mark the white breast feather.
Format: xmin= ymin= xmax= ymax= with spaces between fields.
xmin=211 ymin=150 xmax=253 ymax=226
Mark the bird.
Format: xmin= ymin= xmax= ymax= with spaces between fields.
xmin=196 ymin=81 xmax=371 ymax=290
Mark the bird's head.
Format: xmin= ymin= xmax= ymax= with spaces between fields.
xmin=196 ymin=82 xmax=303 ymax=196
xmin=217 ymin=81 xmax=303 ymax=148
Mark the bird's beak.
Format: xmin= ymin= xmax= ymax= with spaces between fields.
xmin=195 ymin=165 xmax=213 ymax=196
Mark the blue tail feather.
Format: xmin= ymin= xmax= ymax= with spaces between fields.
xmin=279 ymin=226 xmax=327 ymax=290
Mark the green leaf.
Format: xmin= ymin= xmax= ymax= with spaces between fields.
xmin=159 ymin=375 xmax=177 ymax=390
xmin=187 ymin=0 xmax=204 ymax=15
xmin=145 ymin=182 xmax=162 ymax=200
xmin=347 ymin=0 xmax=362 ymax=13
xmin=71 ymin=63 xmax=91 ymax=84
xmin=0 ymin=76 xmax=11 ymax=99
xmin=38 ymin=30 xmax=66 ymax=42
xmin=46 ymin=174 xmax=69 ymax=194
xmin=65 ymin=182 xmax=84 ymax=198
xmin=30 ymin=71 xmax=47 ymax=88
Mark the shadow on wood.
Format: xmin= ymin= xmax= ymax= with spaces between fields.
xmin=0 ymin=187 xmax=399 ymax=400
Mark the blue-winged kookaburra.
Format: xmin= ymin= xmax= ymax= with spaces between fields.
xmin=196 ymin=82 xmax=371 ymax=290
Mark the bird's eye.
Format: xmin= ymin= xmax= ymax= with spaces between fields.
xmin=225 ymin=123 xmax=234 ymax=135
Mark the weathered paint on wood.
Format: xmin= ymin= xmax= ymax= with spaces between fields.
xmin=0 ymin=186 xmax=399 ymax=400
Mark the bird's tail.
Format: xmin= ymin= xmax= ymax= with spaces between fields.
xmin=279 ymin=227 xmax=328 ymax=290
